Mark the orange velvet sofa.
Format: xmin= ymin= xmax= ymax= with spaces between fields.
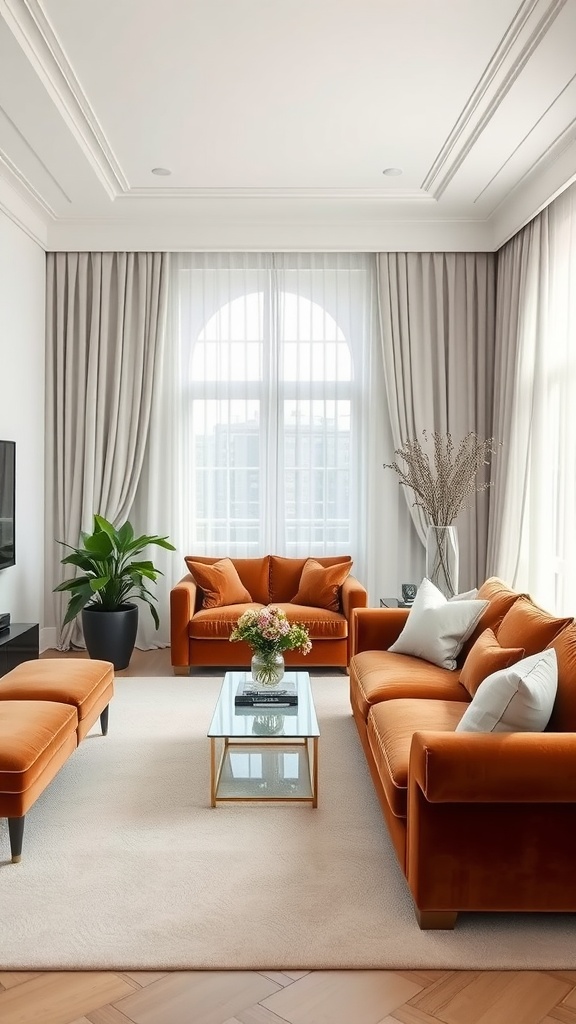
xmin=171 ymin=555 xmax=367 ymax=673
xmin=349 ymin=578 xmax=576 ymax=929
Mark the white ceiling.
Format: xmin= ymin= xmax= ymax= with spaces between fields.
xmin=0 ymin=0 xmax=575 ymax=251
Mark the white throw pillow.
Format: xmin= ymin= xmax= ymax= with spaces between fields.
xmin=449 ymin=587 xmax=479 ymax=601
xmin=456 ymin=649 xmax=558 ymax=733
xmin=388 ymin=577 xmax=488 ymax=670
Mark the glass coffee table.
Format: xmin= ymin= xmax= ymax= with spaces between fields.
xmin=208 ymin=670 xmax=319 ymax=807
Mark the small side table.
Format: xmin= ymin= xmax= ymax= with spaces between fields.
xmin=380 ymin=598 xmax=413 ymax=609
xmin=0 ymin=623 xmax=39 ymax=677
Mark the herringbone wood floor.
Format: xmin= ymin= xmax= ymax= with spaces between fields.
xmin=7 ymin=648 xmax=568 ymax=1024
xmin=3 ymin=969 xmax=576 ymax=1024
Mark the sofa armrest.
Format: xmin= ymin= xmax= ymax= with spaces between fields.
xmin=170 ymin=574 xmax=198 ymax=667
xmin=341 ymin=575 xmax=368 ymax=621
xmin=410 ymin=730 xmax=576 ymax=803
xmin=350 ymin=607 xmax=409 ymax=657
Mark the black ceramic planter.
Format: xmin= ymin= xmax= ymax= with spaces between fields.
xmin=81 ymin=603 xmax=139 ymax=670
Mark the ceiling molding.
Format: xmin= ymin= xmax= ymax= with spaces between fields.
xmin=486 ymin=116 xmax=576 ymax=217
xmin=473 ymin=72 xmax=576 ymax=203
xmin=124 ymin=186 xmax=435 ymax=201
xmin=0 ymin=144 xmax=57 ymax=217
xmin=0 ymin=0 xmax=129 ymax=197
xmin=0 ymin=100 xmax=71 ymax=211
xmin=421 ymin=0 xmax=568 ymax=199
xmin=489 ymin=135 xmax=576 ymax=248
xmin=0 ymin=172 xmax=48 ymax=247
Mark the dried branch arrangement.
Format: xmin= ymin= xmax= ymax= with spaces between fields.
xmin=384 ymin=430 xmax=500 ymax=526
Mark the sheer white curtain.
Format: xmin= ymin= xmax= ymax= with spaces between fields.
xmin=491 ymin=182 xmax=576 ymax=613
xmin=132 ymin=251 xmax=382 ymax=646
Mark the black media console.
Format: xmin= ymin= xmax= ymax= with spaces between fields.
xmin=0 ymin=622 xmax=39 ymax=676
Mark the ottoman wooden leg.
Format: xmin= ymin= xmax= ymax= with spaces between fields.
xmin=8 ymin=816 xmax=25 ymax=863
xmin=100 ymin=705 xmax=109 ymax=735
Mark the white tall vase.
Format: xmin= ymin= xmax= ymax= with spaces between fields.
xmin=425 ymin=525 xmax=459 ymax=598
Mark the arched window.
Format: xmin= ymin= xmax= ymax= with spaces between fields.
xmin=176 ymin=254 xmax=373 ymax=561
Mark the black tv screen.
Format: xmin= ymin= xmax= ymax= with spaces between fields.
xmin=0 ymin=440 xmax=15 ymax=570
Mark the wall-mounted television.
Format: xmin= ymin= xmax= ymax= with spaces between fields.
xmin=0 ymin=440 xmax=15 ymax=570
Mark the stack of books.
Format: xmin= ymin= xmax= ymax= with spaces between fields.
xmin=234 ymin=678 xmax=298 ymax=707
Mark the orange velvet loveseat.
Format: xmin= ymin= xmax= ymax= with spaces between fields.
xmin=171 ymin=554 xmax=367 ymax=673
xmin=349 ymin=577 xmax=576 ymax=929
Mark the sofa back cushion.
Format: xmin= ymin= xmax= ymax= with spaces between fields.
xmin=546 ymin=622 xmax=576 ymax=731
xmin=269 ymin=555 xmax=353 ymax=604
xmin=185 ymin=556 xmax=270 ymax=605
xmin=290 ymin=558 xmax=352 ymax=612
xmin=459 ymin=577 xmax=525 ymax=660
xmin=459 ymin=627 xmax=525 ymax=698
xmin=496 ymin=597 xmax=571 ymax=657
xmin=184 ymin=558 xmax=253 ymax=608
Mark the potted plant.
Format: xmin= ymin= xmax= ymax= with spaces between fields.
xmin=54 ymin=514 xmax=175 ymax=669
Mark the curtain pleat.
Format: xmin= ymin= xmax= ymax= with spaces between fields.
xmin=376 ymin=252 xmax=497 ymax=590
xmin=45 ymin=252 xmax=169 ymax=648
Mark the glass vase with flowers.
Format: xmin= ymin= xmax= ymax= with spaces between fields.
xmin=230 ymin=606 xmax=312 ymax=686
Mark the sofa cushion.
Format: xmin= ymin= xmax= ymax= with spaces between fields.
xmin=495 ymin=597 xmax=571 ymax=656
xmin=456 ymin=649 xmax=558 ymax=734
xmin=190 ymin=603 xmax=264 ymax=639
xmin=350 ymin=650 xmax=468 ymax=723
xmin=185 ymin=558 xmax=253 ymax=608
xmin=185 ymin=556 xmax=270 ymax=605
xmin=273 ymin=604 xmax=348 ymax=639
xmin=388 ymin=578 xmax=488 ymax=670
xmin=0 ymin=700 xmax=78 ymax=793
xmin=459 ymin=577 xmax=526 ymax=660
xmin=0 ymin=658 xmax=114 ymax=724
xmin=268 ymin=555 xmax=353 ymax=603
xmin=459 ymin=628 xmax=525 ymax=698
xmin=290 ymin=558 xmax=352 ymax=612
xmin=547 ymin=623 xmax=576 ymax=731
xmin=367 ymin=698 xmax=467 ymax=818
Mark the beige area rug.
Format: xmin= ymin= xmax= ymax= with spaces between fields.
xmin=0 ymin=675 xmax=574 ymax=970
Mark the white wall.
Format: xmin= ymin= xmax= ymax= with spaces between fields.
xmin=0 ymin=209 xmax=45 ymax=632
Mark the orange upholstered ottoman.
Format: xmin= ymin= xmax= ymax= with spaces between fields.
xmin=0 ymin=700 xmax=77 ymax=862
xmin=0 ymin=659 xmax=114 ymax=740
xmin=0 ymin=659 xmax=114 ymax=862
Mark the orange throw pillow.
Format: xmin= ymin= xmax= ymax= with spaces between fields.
xmin=290 ymin=558 xmax=352 ymax=612
xmin=496 ymin=598 xmax=572 ymax=657
xmin=185 ymin=558 xmax=252 ymax=609
xmin=459 ymin=627 xmax=525 ymax=698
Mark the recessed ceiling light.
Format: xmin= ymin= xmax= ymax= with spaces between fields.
xmin=382 ymin=167 xmax=403 ymax=176
xmin=151 ymin=167 xmax=172 ymax=176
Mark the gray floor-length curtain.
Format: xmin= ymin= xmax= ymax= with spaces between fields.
xmin=377 ymin=252 xmax=497 ymax=590
xmin=45 ymin=251 xmax=169 ymax=648
xmin=486 ymin=211 xmax=548 ymax=579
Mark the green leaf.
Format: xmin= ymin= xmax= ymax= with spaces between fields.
xmin=89 ymin=576 xmax=110 ymax=592
xmin=84 ymin=531 xmax=114 ymax=557
xmin=61 ymin=585 xmax=94 ymax=625
xmin=54 ymin=575 xmax=93 ymax=593
xmin=117 ymin=521 xmax=134 ymax=548
xmin=94 ymin=515 xmax=118 ymax=543
xmin=59 ymin=551 xmax=98 ymax=571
